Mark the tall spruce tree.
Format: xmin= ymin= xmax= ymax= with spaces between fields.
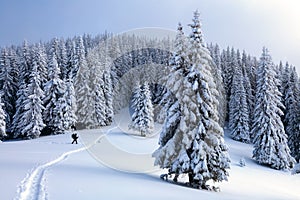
xmin=43 ymin=53 xmax=65 ymax=134
xmin=87 ymin=50 xmax=106 ymax=127
xmin=75 ymin=36 xmax=94 ymax=129
xmin=62 ymin=76 xmax=77 ymax=130
xmin=34 ymin=43 xmax=48 ymax=88
xmin=11 ymin=41 xmax=32 ymax=138
xmin=155 ymin=23 xmax=186 ymax=147
xmin=154 ymin=12 xmax=230 ymax=189
xmin=252 ymin=47 xmax=294 ymax=169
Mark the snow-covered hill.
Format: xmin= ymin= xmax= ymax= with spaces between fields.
xmin=1 ymin=111 xmax=299 ymax=200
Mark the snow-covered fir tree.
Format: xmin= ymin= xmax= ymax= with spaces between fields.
xmin=284 ymin=67 xmax=300 ymax=162
xmin=59 ymin=39 xmax=69 ymax=80
xmin=15 ymin=58 xmax=45 ymax=139
xmin=75 ymin=36 xmax=94 ymax=129
xmin=67 ymin=39 xmax=79 ymax=80
xmin=155 ymin=23 xmax=186 ymax=146
xmin=241 ymin=51 xmax=255 ymax=118
xmin=62 ymin=76 xmax=77 ymax=130
xmin=277 ymin=61 xmax=284 ymax=96
xmin=34 ymin=43 xmax=48 ymax=88
xmin=281 ymin=62 xmax=291 ymax=107
xmin=103 ymin=70 xmax=114 ymax=125
xmin=87 ymin=49 xmax=107 ymax=127
xmin=0 ymin=97 xmax=6 ymax=140
xmin=94 ymin=77 xmax=107 ymax=126
xmin=20 ymin=40 xmax=32 ymax=83
xmin=154 ymin=12 xmax=230 ymax=189
xmin=129 ymin=82 xmax=154 ymax=136
xmin=242 ymin=63 xmax=254 ymax=127
xmin=221 ymin=46 xmax=234 ymax=106
xmin=229 ymin=64 xmax=250 ymax=143
xmin=43 ymin=53 xmax=66 ymax=134
xmin=11 ymin=41 xmax=32 ymax=138
xmin=0 ymin=48 xmax=19 ymax=131
xmin=208 ymin=44 xmax=227 ymax=126
xmin=252 ymin=47 xmax=294 ymax=170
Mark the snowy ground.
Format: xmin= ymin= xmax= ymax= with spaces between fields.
xmin=1 ymin=110 xmax=300 ymax=200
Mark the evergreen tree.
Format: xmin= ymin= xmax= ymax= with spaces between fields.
xmin=277 ymin=61 xmax=284 ymax=96
xmin=59 ymin=39 xmax=69 ymax=80
xmin=281 ymin=62 xmax=291 ymax=116
xmin=43 ymin=53 xmax=65 ymax=134
xmin=221 ymin=46 xmax=233 ymax=105
xmin=154 ymin=12 xmax=230 ymax=188
xmin=242 ymin=63 xmax=254 ymax=125
xmin=129 ymin=82 xmax=154 ymax=136
xmin=34 ymin=43 xmax=48 ymax=87
xmin=11 ymin=41 xmax=32 ymax=138
xmin=208 ymin=44 xmax=227 ymax=126
xmin=285 ymin=67 xmax=300 ymax=162
xmin=252 ymin=47 xmax=294 ymax=170
xmin=74 ymin=36 xmax=93 ymax=129
xmin=86 ymin=50 xmax=105 ymax=127
xmin=67 ymin=39 xmax=79 ymax=80
xmin=229 ymin=64 xmax=250 ymax=143
xmin=94 ymin=76 xmax=107 ymax=126
xmin=11 ymin=81 xmax=27 ymax=138
xmin=0 ymin=48 xmax=19 ymax=131
xmin=20 ymin=40 xmax=32 ymax=83
xmin=0 ymin=97 xmax=6 ymax=140
xmin=16 ymin=59 xmax=45 ymax=139
xmin=103 ymin=70 xmax=114 ymax=125
xmin=49 ymin=38 xmax=60 ymax=64
xmin=155 ymin=23 xmax=186 ymax=147
xmin=62 ymin=76 xmax=77 ymax=130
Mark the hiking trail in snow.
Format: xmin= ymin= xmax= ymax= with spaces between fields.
xmin=14 ymin=127 xmax=117 ymax=200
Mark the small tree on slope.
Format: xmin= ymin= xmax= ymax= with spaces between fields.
xmin=129 ymin=82 xmax=154 ymax=136
xmin=251 ymin=47 xmax=294 ymax=170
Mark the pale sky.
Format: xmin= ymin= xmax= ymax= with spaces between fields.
xmin=0 ymin=0 xmax=299 ymax=70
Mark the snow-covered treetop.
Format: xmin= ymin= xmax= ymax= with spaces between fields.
xmin=188 ymin=10 xmax=204 ymax=46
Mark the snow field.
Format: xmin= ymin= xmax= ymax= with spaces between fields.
xmin=0 ymin=120 xmax=299 ymax=199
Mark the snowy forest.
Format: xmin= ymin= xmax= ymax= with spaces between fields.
xmin=0 ymin=11 xmax=300 ymax=189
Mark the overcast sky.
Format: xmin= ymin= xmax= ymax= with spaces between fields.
xmin=0 ymin=0 xmax=299 ymax=70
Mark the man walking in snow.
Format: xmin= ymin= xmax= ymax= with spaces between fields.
xmin=71 ymin=133 xmax=79 ymax=144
